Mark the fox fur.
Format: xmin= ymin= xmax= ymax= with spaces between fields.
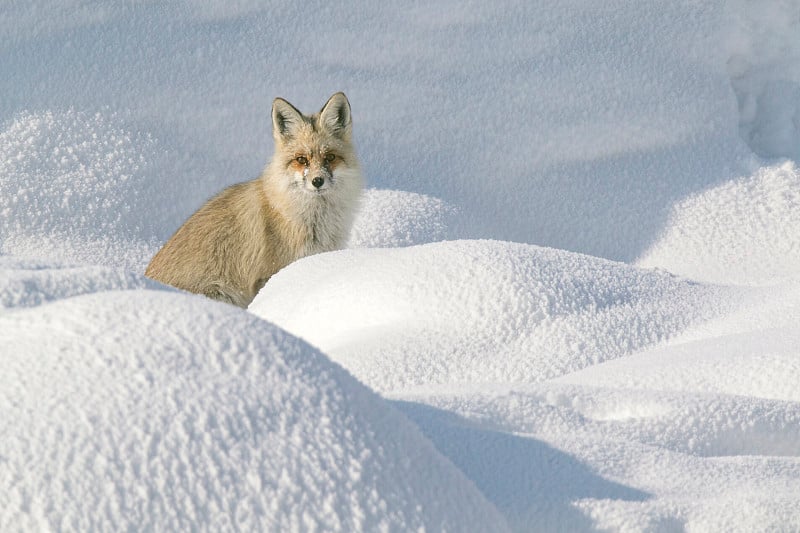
xmin=145 ymin=92 xmax=363 ymax=308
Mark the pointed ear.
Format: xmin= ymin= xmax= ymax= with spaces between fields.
xmin=319 ymin=92 xmax=352 ymax=137
xmin=272 ymin=97 xmax=303 ymax=141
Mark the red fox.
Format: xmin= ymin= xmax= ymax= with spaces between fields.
xmin=145 ymin=92 xmax=363 ymax=308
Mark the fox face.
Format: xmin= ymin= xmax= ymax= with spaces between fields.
xmin=270 ymin=92 xmax=360 ymax=197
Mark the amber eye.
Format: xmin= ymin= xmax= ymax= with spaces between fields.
xmin=296 ymin=156 xmax=309 ymax=165
xmin=324 ymin=153 xmax=336 ymax=163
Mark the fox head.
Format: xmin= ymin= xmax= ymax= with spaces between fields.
xmin=268 ymin=92 xmax=360 ymax=197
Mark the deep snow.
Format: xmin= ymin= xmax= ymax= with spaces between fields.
xmin=2 ymin=0 xmax=800 ymax=531
xmin=0 ymin=280 xmax=507 ymax=531
xmin=250 ymin=240 xmax=745 ymax=392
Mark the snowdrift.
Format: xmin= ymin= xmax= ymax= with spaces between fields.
xmin=637 ymin=161 xmax=800 ymax=285
xmin=250 ymin=240 xmax=800 ymax=530
xmin=3 ymin=0 xmax=800 ymax=531
xmin=250 ymin=240 xmax=741 ymax=392
xmin=0 ymin=263 xmax=506 ymax=532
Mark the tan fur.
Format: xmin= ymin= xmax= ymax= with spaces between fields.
xmin=145 ymin=92 xmax=363 ymax=308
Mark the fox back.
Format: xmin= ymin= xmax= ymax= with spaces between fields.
xmin=145 ymin=92 xmax=363 ymax=307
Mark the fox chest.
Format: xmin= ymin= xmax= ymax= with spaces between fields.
xmin=298 ymin=203 xmax=346 ymax=255
xmin=298 ymin=218 xmax=341 ymax=258
xmin=261 ymin=208 xmax=341 ymax=266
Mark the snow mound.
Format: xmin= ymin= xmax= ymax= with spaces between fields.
xmin=0 ymin=283 xmax=506 ymax=531
xmin=637 ymin=161 xmax=800 ymax=285
xmin=0 ymin=109 xmax=159 ymax=241
xmin=348 ymin=189 xmax=459 ymax=248
xmin=0 ymin=109 xmax=179 ymax=269
xmin=251 ymin=240 xmax=738 ymax=393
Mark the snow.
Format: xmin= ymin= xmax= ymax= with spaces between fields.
xmin=249 ymin=241 xmax=800 ymax=530
xmin=0 ymin=273 xmax=506 ymax=531
xmin=250 ymin=241 xmax=744 ymax=392
xmin=2 ymin=0 xmax=800 ymax=531
xmin=636 ymin=161 xmax=800 ymax=285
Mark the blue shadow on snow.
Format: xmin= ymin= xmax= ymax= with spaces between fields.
xmin=393 ymin=400 xmax=651 ymax=532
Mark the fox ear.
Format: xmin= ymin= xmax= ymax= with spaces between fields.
xmin=272 ymin=97 xmax=303 ymax=140
xmin=319 ymin=92 xmax=351 ymax=137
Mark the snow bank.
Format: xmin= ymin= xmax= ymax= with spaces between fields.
xmin=0 ymin=262 xmax=506 ymax=532
xmin=251 ymin=237 xmax=800 ymax=529
xmin=0 ymin=110 xmax=159 ymax=241
xmin=637 ymin=161 xmax=800 ymax=285
xmin=348 ymin=189 xmax=459 ymax=248
xmin=2 ymin=1 xmax=797 ymax=266
xmin=0 ymin=110 xmax=170 ymax=270
xmin=250 ymin=240 xmax=739 ymax=392
xmin=4 ymin=0 xmax=800 ymax=530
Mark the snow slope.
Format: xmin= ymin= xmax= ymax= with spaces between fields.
xmin=249 ymin=240 xmax=800 ymax=531
xmin=250 ymin=240 xmax=743 ymax=392
xmin=2 ymin=0 xmax=800 ymax=531
xmin=636 ymin=161 xmax=800 ymax=285
xmin=0 ymin=265 xmax=507 ymax=532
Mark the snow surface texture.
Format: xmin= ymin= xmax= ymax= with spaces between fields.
xmin=250 ymin=242 xmax=799 ymax=531
xmin=0 ymin=110 xmax=166 ymax=271
xmin=251 ymin=241 xmax=743 ymax=392
xmin=3 ymin=0 xmax=800 ymax=531
xmin=637 ymin=161 xmax=800 ymax=285
xmin=0 ymin=271 xmax=507 ymax=532
xmin=348 ymin=189 xmax=459 ymax=248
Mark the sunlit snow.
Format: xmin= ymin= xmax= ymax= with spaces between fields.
xmin=2 ymin=0 xmax=799 ymax=531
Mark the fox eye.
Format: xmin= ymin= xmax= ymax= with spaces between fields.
xmin=324 ymin=153 xmax=336 ymax=163
xmin=296 ymin=156 xmax=309 ymax=165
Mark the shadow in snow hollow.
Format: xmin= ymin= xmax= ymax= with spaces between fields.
xmin=394 ymin=401 xmax=650 ymax=532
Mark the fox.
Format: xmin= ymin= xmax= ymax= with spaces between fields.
xmin=145 ymin=92 xmax=363 ymax=308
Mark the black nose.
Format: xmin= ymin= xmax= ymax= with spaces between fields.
xmin=311 ymin=177 xmax=324 ymax=189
